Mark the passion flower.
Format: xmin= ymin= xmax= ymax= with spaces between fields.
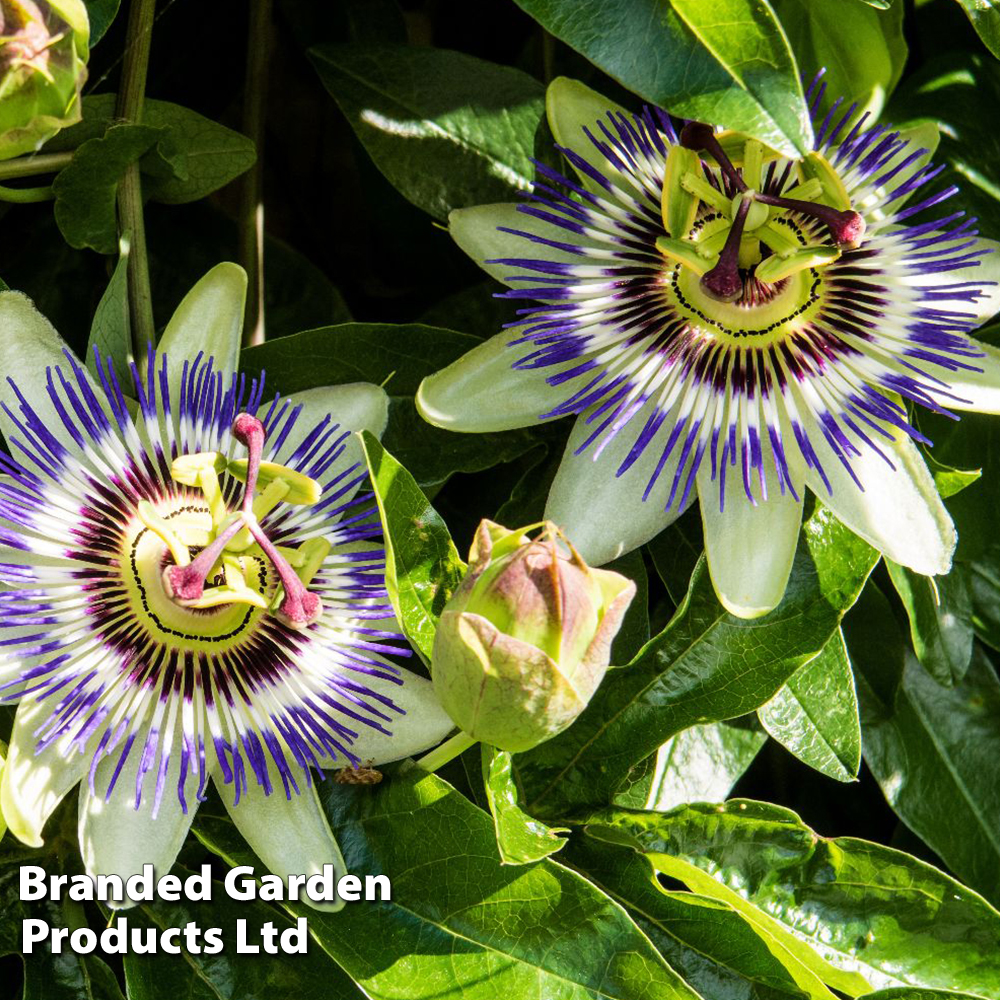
xmin=417 ymin=75 xmax=1000 ymax=618
xmin=0 ymin=264 xmax=452 ymax=911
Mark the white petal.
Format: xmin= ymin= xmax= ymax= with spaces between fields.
xmin=546 ymin=76 xmax=628 ymax=186
xmin=907 ymin=238 xmax=1000 ymax=328
xmin=157 ymin=262 xmax=247 ymax=382
xmin=696 ymin=444 xmax=805 ymax=619
xmin=350 ymin=668 xmax=454 ymax=765
xmin=0 ymin=292 xmax=110 ymax=454
xmin=545 ymin=407 xmax=692 ymax=566
xmin=0 ymin=699 xmax=91 ymax=847
xmin=78 ymin=726 xmax=203 ymax=907
xmin=804 ymin=423 xmax=955 ymax=576
xmin=266 ymin=382 xmax=389 ymax=476
xmin=215 ymin=776 xmax=347 ymax=913
xmin=416 ymin=331 xmax=566 ymax=432
xmin=945 ymin=336 xmax=1000 ymax=413
xmin=449 ymin=202 xmax=592 ymax=287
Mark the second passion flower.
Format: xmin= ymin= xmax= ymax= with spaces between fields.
xmin=417 ymin=75 xmax=1000 ymax=618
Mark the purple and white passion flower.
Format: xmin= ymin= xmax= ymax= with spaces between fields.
xmin=0 ymin=264 xmax=452 ymax=911
xmin=417 ymin=76 xmax=1000 ymax=619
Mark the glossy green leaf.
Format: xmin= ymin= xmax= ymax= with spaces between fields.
xmin=586 ymin=800 xmax=1000 ymax=996
xmin=888 ymin=54 xmax=1000 ymax=233
xmin=85 ymin=243 xmax=130 ymax=388
xmin=514 ymin=0 xmax=812 ymax=156
xmin=50 ymin=95 xmax=257 ymax=205
xmin=613 ymin=719 xmax=766 ymax=811
xmin=647 ymin=509 xmax=704 ymax=607
xmin=196 ymin=768 xmax=702 ymax=1000
xmin=24 ymin=945 xmax=124 ymax=1000
xmin=83 ymin=0 xmax=121 ymax=45
xmin=240 ymin=324 xmax=539 ymax=486
xmin=758 ymin=629 xmax=861 ymax=782
xmin=310 ymin=44 xmax=547 ymax=220
xmin=606 ymin=548 xmax=650 ymax=666
xmin=516 ymin=504 xmax=878 ymax=818
xmin=52 ymin=124 xmax=163 ymax=254
xmin=860 ymin=991 xmax=990 ymax=1000
xmin=123 ymin=879 xmax=364 ymax=1000
xmin=360 ymin=432 xmax=465 ymax=665
xmin=770 ymin=0 xmax=906 ymax=116
xmin=566 ymin=835 xmax=812 ymax=1000
xmin=858 ymin=648 xmax=1000 ymax=906
xmin=482 ymin=744 xmax=568 ymax=865
xmin=952 ymin=0 xmax=1000 ymax=58
xmin=886 ymin=560 xmax=974 ymax=685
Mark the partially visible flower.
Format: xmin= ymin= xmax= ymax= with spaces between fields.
xmin=432 ymin=520 xmax=635 ymax=752
xmin=417 ymin=75 xmax=1000 ymax=618
xmin=0 ymin=0 xmax=88 ymax=160
xmin=0 ymin=264 xmax=452 ymax=911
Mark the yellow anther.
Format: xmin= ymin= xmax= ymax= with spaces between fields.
xmin=738 ymin=237 xmax=762 ymax=270
xmin=755 ymin=245 xmax=841 ymax=283
xmin=758 ymin=222 xmax=802 ymax=256
xmin=170 ymin=452 xmax=227 ymax=486
xmin=137 ymin=501 xmax=190 ymax=567
xmin=680 ymin=170 xmax=730 ymax=214
xmin=661 ymin=145 xmax=703 ymax=238
xmin=655 ymin=236 xmax=718 ymax=275
xmin=225 ymin=478 xmax=292 ymax=552
xmin=799 ymin=151 xmax=853 ymax=210
xmin=780 ymin=177 xmax=824 ymax=203
xmin=227 ymin=459 xmax=321 ymax=505
xmin=742 ymin=138 xmax=764 ymax=191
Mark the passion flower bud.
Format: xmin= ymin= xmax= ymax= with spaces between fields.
xmin=0 ymin=0 xmax=89 ymax=160
xmin=432 ymin=520 xmax=636 ymax=752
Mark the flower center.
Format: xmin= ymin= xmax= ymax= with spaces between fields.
xmin=137 ymin=413 xmax=328 ymax=635
xmin=655 ymin=120 xmax=866 ymax=314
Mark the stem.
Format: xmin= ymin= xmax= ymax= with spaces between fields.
xmin=115 ymin=0 xmax=158 ymax=363
xmin=542 ymin=30 xmax=555 ymax=84
xmin=0 ymin=151 xmax=73 ymax=181
xmin=0 ymin=184 xmax=54 ymax=204
xmin=239 ymin=0 xmax=273 ymax=348
xmin=415 ymin=731 xmax=478 ymax=772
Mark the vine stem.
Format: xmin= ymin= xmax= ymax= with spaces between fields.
xmin=0 ymin=152 xmax=73 ymax=181
xmin=115 ymin=0 xmax=158 ymax=363
xmin=415 ymin=731 xmax=478 ymax=772
xmin=239 ymin=0 xmax=273 ymax=348
xmin=0 ymin=184 xmax=54 ymax=204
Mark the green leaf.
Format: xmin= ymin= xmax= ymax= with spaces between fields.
xmin=770 ymin=0 xmax=906 ymax=116
xmin=50 ymin=95 xmax=257 ymax=205
xmin=514 ymin=0 xmax=812 ymax=156
xmin=887 ymin=54 xmax=1000 ymax=233
xmin=516 ymin=504 xmax=878 ymax=818
xmin=757 ymin=629 xmax=861 ymax=782
xmin=24 ymin=947 xmax=124 ymax=1000
xmin=86 ymin=242 xmax=131 ymax=388
xmin=606 ymin=548 xmax=649 ymax=666
xmin=647 ymin=510 xmax=704 ymax=607
xmin=857 ymin=647 xmax=1000 ymax=907
xmin=240 ymin=324 xmax=540 ymax=486
xmin=566 ymin=835 xmax=813 ymax=1000
xmin=360 ymin=431 xmax=465 ymax=665
xmin=613 ymin=719 xmax=766 ymax=811
xmin=310 ymin=44 xmax=547 ymax=220
xmin=123 ymin=877 xmax=364 ymax=1000
xmin=586 ymin=800 xmax=1000 ymax=997
xmin=951 ymin=0 xmax=1000 ymax=58
xmin=53 ymin=124 xmax=163 ymax=254
xmin=860 ymin=992 xmax=992 ymax=1000
xmin=885 ymin=560 xmax=974 ymax=685
xmin=482 ymin=744 xmax=568 ymax=864
xmin=83 ymin=0 xmax=122 ymax=45
xmin=196 ymin=767 xmax=702 ymax=1000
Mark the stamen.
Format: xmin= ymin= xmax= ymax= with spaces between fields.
xmin=755 ymin=192 xmax=866 ymax=248
xmin=163 ymin=515 xmax=245 ymax=603
xmin=679 ymin=121 xmax=746 ymax=192
xmin=700 ymin=194 xmax=752 ymax=302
